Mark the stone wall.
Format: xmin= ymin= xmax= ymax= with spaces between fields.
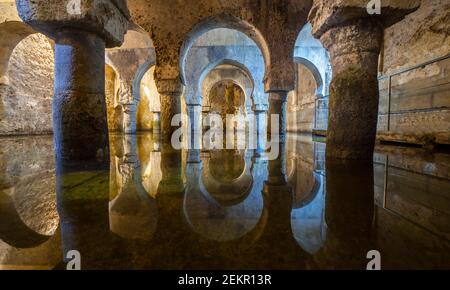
xmin=287 ymin=63 xmax=318 ymax=133
xmin=377 ymin=0 xmax=450 ymax=146
xmin=0 ymin=33 xmax=54 ymax=135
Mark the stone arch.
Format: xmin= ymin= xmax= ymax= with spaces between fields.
xmin=133 ymin=59 xmax=156 ymax=104
xmin=293 ymin=57 xmax=324 ymax=96
xmin=183 ymin=29 xmax=267 ymax=107
xmin=200 ymin=60 xmax=255 ymax=111
xmin=0 ymin=23 xmax=55 ymax=135
xmin=203 ymin=79 xmax=247 ymax=115
xmin=179 ymin=13 xmax=271 ymax=86
xmin=105 ymin=23 xmax=156 ymax=133
xmin=293 ymin=23 xmax=332 ymax=95
xmin=0 ymin=21 xmax=36 ymax=83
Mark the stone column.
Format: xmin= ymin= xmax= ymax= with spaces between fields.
xmin=16 ymin=0 xmax=129 ymax=268
xmin=186 ymin=104 xmax=202 ymax=149
xmin=253 ymin=104 xmax=268 ymax=153
xmin=159 ymin=92 xmax=181 ymax=142
xmin=152 ymin=111 xmax=161 ymax=134
xmin=156 ymin=78 xmax=183 ymax=143
xmin=268 ymin=92 xmax=288 ymax=143
xmin=321 ymin=20 xmax=383 ymax=159
xmin=308 ymin=0 xmax=420 ymax=159
xmin=156 ymin=142 xmax=185 ymax=195
xmin=52 ymin=31 xmax=109 ymax=162
xmin=122 ymin=102 xmax=137 ymax=134
xmin=16 ymin=0 xmax=129 ymax=165
xmin=315 ymin=158 xmax=375 ymax=268
xmin=118 ymin=79 xmax=137 ymax=134
xmin=265 ymin=141 xmax=289 ymax=188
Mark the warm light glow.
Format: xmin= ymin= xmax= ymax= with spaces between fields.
xmin=143 ymin=86 xmax=151 ymax=98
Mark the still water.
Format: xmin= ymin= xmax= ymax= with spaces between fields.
xmin=0 ymin=133 xmax=449 ymax=269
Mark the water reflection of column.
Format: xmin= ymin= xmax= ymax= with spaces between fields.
xmin=16 ymin=0 xmax=129 ymax=269
xmin=259 ymin=143 xmax=304 ymax=267
xmin=253 ymin=104 xmax=268 ymax=153
xmin=266 ymin=141 xmax=288 ymax=187
xmin=121 ymin=102 xmax=137 ymax=135
xmin=186 ymin=104 xmax=202 ymax=150
xmin=156 ymin=141 xmax=184 ymax=195
xmin=109 ymin=134 xmax=158 ymax=242
xmin=152 ymin=111 xmax=161 ymax=134
xmin=268 ymin=92 xmax=287 ymax=143
xmin=315 ymin=159 xmax=375 ymax=269
xmin=264 ymin=142 xmax=293 ymax=236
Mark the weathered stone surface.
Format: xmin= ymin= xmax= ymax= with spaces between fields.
xmin=16 ymin=0 xmax=130 ymax=47
xmin=0 ymin=33 xmax=54 ymax=135
xmin=377 ymin=0 xmax=450 ymax=145
xmin=202 ymin=64 xmax=254 ymax=111
xmin=308 ymin=0 xmax=420 ymax=38
xmin=382 ymin=0 xmax=449 ymax=75
xmin=319 ymin=20 xmax=382 ymax=159
xmin=53 ymin=32 xmax=109 ymax=161
xmin=328 ymin=66 xmax=380 ymax=159
xmin=308 ymin=0 xmax=420 ymax=159
xmin=0 ymin=0 xmax=21 ymax=23
xmin=128 ymin=0 xmax=313 ymax=92
xmin=160 ymin=92 xmax=182 ymax=141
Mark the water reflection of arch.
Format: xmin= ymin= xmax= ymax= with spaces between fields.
xmin=183 ymin=150 xmax=268 ymax=244
xmin=0 ymin=190 xmax=58 ymax=249
xmin=201 ymin=150 xmax=253 ymax=206
xmin=0 ymin=165 xmax=59 ymax=249
xmin=286 ymin=145 xmax=327 ymax=255
xmin=290 ymin=173 xmax=327 ymax=255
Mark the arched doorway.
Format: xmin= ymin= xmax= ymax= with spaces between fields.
xmin=289 ymin=23 xmax=332 ymax=134
xmin=137 ymin=66 xmax=160 ymax=132
xmin=0 ymin=24 xmax=54 ymax=135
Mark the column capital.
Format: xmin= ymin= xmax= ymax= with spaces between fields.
xmin=16 ymin=0 xmax=130 ymax=47
xmin=268 ymin=91 xmax=289 ymax=102
xmin=253 ymin=104 xmax=269 ymax=112
xmin=308 ymin=0 xmax=420 ymax=40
